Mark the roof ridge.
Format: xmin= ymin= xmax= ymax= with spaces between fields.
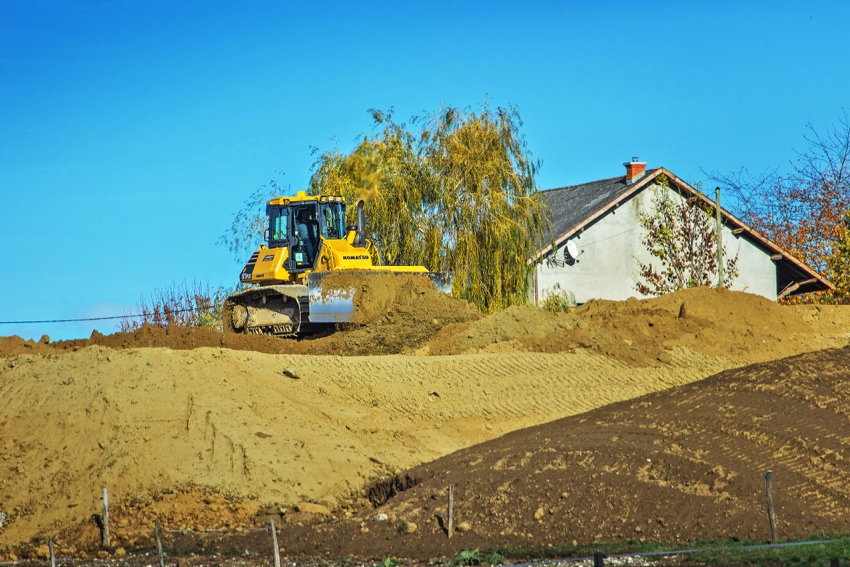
xmin=543 ymin=168 xmax=663 ymax=193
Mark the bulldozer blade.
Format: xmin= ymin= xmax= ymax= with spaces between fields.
xmin=307 ymin=271 xmax=453 ymax=324
xmin=307 ymin=273 xmax=355 ymax=324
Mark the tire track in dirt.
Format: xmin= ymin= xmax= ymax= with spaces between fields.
xmin=0 ymin=345 xmax=731 ymax=550
xmin=277 ymin=348 xmax=850 ymax=560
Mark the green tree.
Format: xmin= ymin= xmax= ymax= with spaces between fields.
xmin=635 ymin=175 xmax=739 ymax=296
xmin=310 ymin=104 xmax=551 ymax=312
xmin=827 ymin=211 xmax=850 ymax=303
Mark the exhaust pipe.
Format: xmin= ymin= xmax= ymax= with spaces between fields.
xmin=355 ymin=200 xmax=366 ymax=247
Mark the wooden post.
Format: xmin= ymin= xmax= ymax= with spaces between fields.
xmin=101 ymin=487 xmax=110 ymax=548
xmin=48 ymin=540 xmax=56 ymax=567
xmin=447 ymin=484 xmax=454 ymax=539
xmin=716 ymin=187 xmax=724 ymax=287
xmin=764 ymin=470 xmax=778 ymax=543
xmin=593 ymin=551 xmax=605 ymax=567
xmin=155 ymin=519 xmax=165 ymax=567
xmin=829 ymin=558 xmax=840 ymax=567
xmin=269 ymin=518 xmax=281 ymax=567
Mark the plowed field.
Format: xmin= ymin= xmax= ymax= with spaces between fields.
xmin=2 ymin=282 xmax=850 ymax=561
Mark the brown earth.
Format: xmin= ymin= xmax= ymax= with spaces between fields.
xmin=2 ymin=284 xmax=850 ymax=561
xmin=257 ymin=345 xmax=850 ymax=560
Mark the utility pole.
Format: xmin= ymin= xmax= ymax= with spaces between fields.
xmin=716 ymin=187 xmax=724 ymax=287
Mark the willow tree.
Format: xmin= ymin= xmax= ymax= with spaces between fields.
xmin=310 ymin=104 xmax=551 ymax=312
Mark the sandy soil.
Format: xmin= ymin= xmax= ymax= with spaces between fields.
xmin=267 ymin=346 xmax=850 ymax=559
xmin=2 ymin=281 xmax=850 ymax=560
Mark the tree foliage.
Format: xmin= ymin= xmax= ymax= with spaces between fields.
xmin=635 ymin=175 xmax=739 ymax=296
xmin=310 ymin=104 xmax=551 ymax=312
xmin=827 ymin=211 xmax=850 ymax=304
xmin=711 ymin=110 xmax=850 ymax=302
xmin=219 ymin=178 xmax=284 ymax=262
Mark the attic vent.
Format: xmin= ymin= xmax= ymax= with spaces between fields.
xmin=624 ymin=158 xmax=647 ymax=184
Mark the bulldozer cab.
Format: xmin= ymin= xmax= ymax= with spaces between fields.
xmin=267 ymin=198 xmax=347 ymax=272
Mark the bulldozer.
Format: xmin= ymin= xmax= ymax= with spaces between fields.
xmin=223 ymin=191 xmax=452 ymax=336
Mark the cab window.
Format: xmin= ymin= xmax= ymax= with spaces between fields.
xmin=318 ymin=202 xmax=345 ymax=239
xmin=268 ymin=206 xmax=289 ymax=247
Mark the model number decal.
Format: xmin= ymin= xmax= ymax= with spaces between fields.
xmin=342 ymin=255 xmax=370 ymax=260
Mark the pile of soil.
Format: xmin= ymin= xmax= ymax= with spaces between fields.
xmin=1 ymin=344 xmax=720 ymax=556
xmin=251 ymin=346 xmax=850 ymax=559
xmin=425 ymin=287 xmax=845 ymax=366
xmin=2 ymin=286 xmax=847 ymax=364
xmin=316 ymin=271 xmax=480 ymax=355
xmin=3 ymin=287 xmax=850 ymax=560
xmin=0 ymin=273 xmax=479 ymax=358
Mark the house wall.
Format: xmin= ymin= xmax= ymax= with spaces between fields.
xmin=536 ymin=182 xmax=779 ymax=303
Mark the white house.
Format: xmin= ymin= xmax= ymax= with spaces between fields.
xmin=533 ymin=160 xmax=831 ymax=303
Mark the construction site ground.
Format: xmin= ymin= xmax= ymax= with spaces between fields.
xmin=2 ymin=276 xmax=850 ymax=563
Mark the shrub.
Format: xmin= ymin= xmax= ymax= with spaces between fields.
xmin=118 ymin=281 xmax=241 ymax=332
xmin=540 ymin=283 xmax=576 ymax=313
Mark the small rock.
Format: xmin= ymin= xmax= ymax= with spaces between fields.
xmin=176 ymin=557 xmax=190 ymax=567
xmin=657 ymin=352 xmax=673 ymax=364
xmin=8 ymin=553 xmax=18 ymax=562
xmin=97 ymin=550 xmax=109 ymax=558
xmin=560 ymin=492 xmax=570 ymax=499
xmin=36 ymin=545 xmax=50 ymax=559
xmin=114 ymin=547 xmax=127 ymax=559
xmin=403 ymin=521 xmax=417 ymax=534
xmin=634 ymin=526 xmax=642 ymax=533
xmin=572 ymin=540 xmax=578 ymax=547
xmin=38 ymin=334 xmax=50 ymax=344
xmin=294 ymin=502 xmax=331 ymax=515
xmin=282 ymin=368 xmax=300 ymax=379
xmin=360 ymin=526 xmax=370 ymax=533
xmin=533 ymin=507 xmax=545 ymax=520
xmin=373 ymin=513 xmax=388 ymax=522
xmin=456 ymin=521 xmax=471 ymax=532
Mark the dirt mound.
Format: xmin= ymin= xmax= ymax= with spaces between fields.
xmin=3 ymin=287 xmax=850 ymax=558
xmin=425 ymin=287 xmax=847 ymax=366
xmin=264 ymin=346 xmax=850 ymax=559
xmin=1 ymin=287 xmax=847 ymax=362
xmin=316 ymin=271 xmax=480 ymax=355
xmin=0 ymin=273 xmax=478 ymax=358
xmin=2 ymin=344 xmax=721 ymax=554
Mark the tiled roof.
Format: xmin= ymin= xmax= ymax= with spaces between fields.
xmin=541 ymin=172 xmax=652 ymax=241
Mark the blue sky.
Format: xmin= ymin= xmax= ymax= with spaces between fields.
xmin=2 ymin=0 xmax=849 ymax=340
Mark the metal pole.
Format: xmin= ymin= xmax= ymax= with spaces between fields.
xmin=447 ymin=484 xmax=454 ymax=538
xmin=101 ymin=487 xmax=110 ymax=549
xmin=270 ymin=518 xmax=281 ymax=567
xmin=716 ymin=187 xmax=724 ymax=287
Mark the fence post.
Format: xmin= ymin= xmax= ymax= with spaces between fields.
xmin=764 ymin=470 xmax=778 ymax=543
xmin=48 ymin=540 xmax=55 ymax=567
xmin=593 ymin=551 xmax=605 ymax=567
xmin=155 ymin=519 xmax=165 ymax=567
xmin=447 ymin=485 xmax=454 ymax=539
xmin=830 ymin=558 xmax=840 ymax=567
xmin=101 ymin=488 xmax=110 ymax=548
xmin=269 ymin=518 xmax=281 ymax=567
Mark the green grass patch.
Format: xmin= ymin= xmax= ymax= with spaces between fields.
xmin=489 ymin=533 xmax=850 ymax=566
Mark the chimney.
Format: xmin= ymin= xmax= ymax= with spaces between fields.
xmin=624 ymin=157 xmax=646 ymax=184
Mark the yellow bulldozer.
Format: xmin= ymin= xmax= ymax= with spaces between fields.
xmin=223 ymin=191 xmax=451 ymax=336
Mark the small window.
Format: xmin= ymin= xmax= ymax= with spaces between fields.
xmin=268 ymin=207 xmax=289 ymax=246
xmin=318 ymin=202 xmax=345 ymax=239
